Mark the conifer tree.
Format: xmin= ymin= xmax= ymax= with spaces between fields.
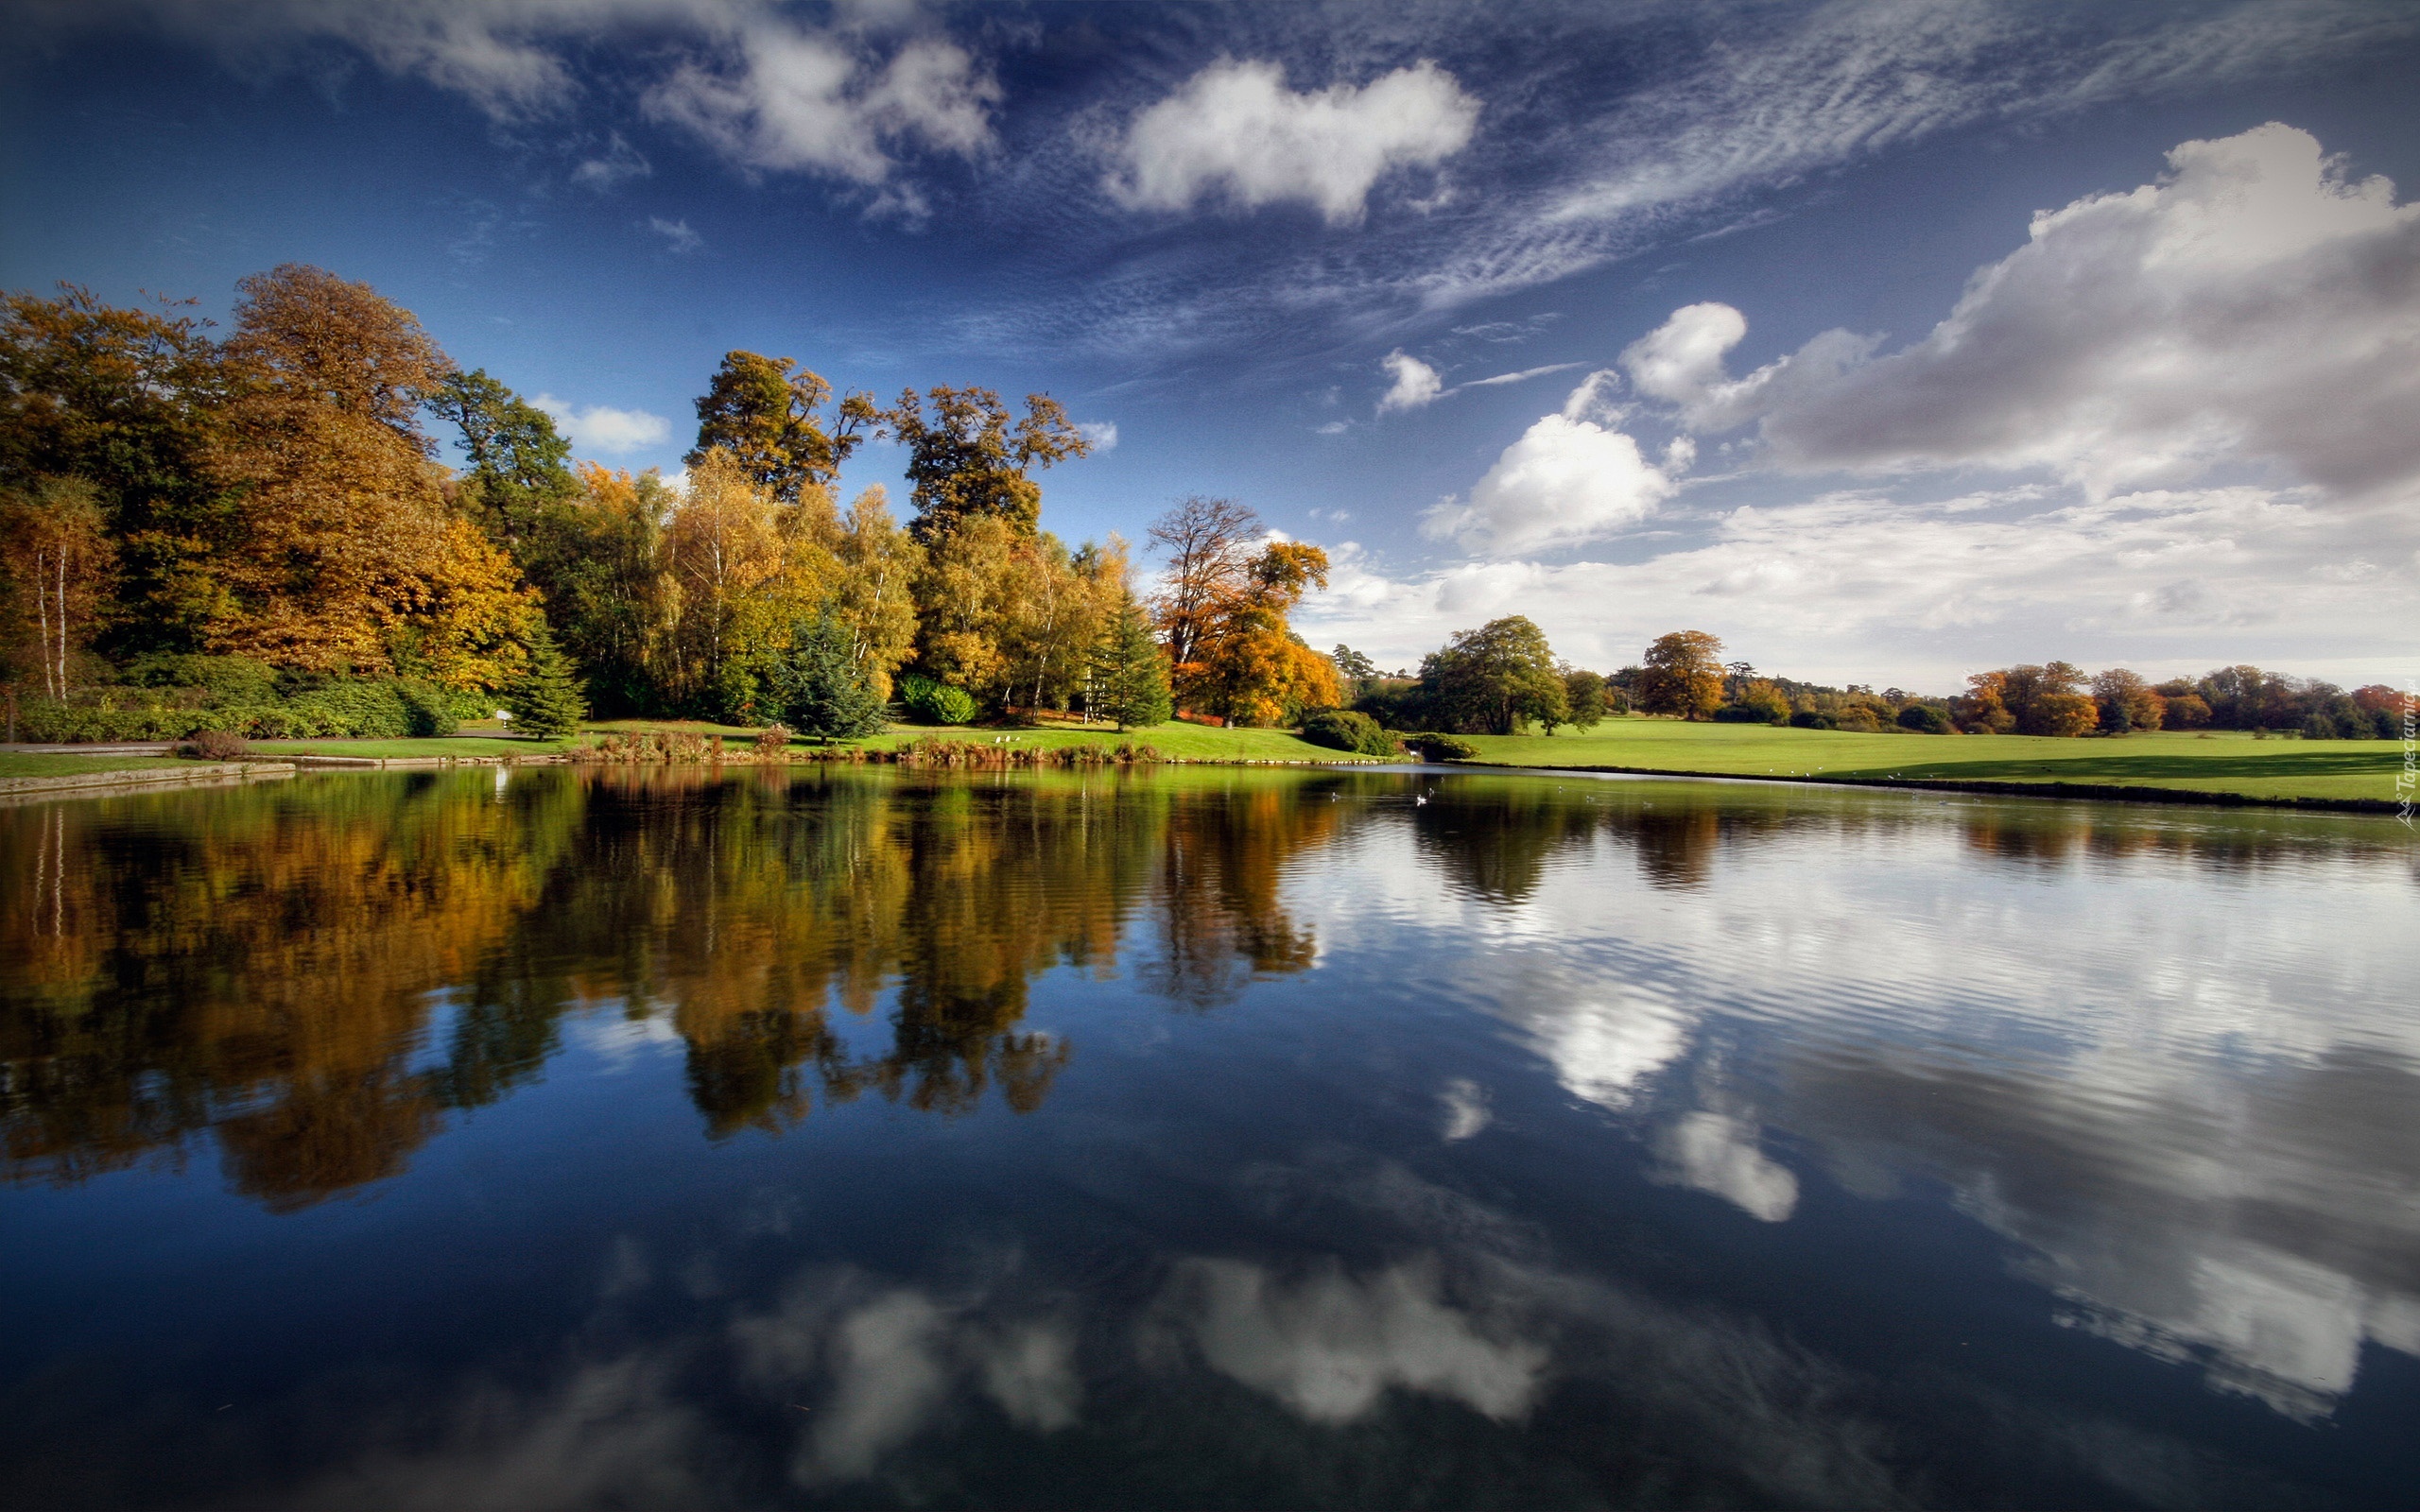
xmin=1089 ymin=592 xmax=1171 ymax=730
xmin=506 ymin=624 xmax=587 ymax=740
xmin=774 ymin=612 xmax=886 ymax=741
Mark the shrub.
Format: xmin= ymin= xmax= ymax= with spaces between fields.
xmin=1712 ymin=705 xmax=1772 ymax=723
xmin=1406 ymin=731 xmax=1478 ymax=760
xmin=179 ymin=730 xmax=251 ymax=761
xmin=399 ymin=681 xmax=459 ymax=737
xmin=900 ymin=675 xmax=978 ymax=726
xmin=1301 ymin=709 xmax=1403 ymax=756
xmin=1789 ymin=710 xmax=1837 ymax=730
xmin=1895 ymin=704 xmax=1955 ymax=734
xmin=1833 ymin=706 xmax=1882 ymax=733
xmin=755 ymin=724 xmax=792 ymax=759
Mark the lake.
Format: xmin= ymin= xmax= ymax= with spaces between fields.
xmin=2 ymin=765 xmax=2413 ymax=1509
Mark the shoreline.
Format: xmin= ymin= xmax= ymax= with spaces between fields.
xmin=1447 ymin=759 xmax=2403 ymax=816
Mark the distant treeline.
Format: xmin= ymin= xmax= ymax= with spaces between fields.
xmin=1332 ymin=624 xmax=2408 ymax=741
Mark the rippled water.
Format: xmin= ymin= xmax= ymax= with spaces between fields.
xmin=3 ymin=765 xmax=2413 ymax=1509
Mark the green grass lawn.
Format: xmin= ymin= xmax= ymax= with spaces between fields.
xmin=1454 ymin=718 xmax=2408 ymax=803
xmin=0 ymin=753 xmax=198 ymax=779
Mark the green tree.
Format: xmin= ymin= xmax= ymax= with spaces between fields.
xmin=774 ymin=612 xmax=887 ymax=741
xmin=881 ymin=385 xmax=1091 ymax=541
xmin=505 ymin=624 xmax=586 ymax=740
xmin=1417 ymin=616 xmax=1568 ymax=735
xmin=1332 ymin=644 xmax=1379 ymax=700
xmin=1636 ymin=630 xmax=1725 ymax=719
xmin=1562 ymin=665 xmax=1609 ymax=730
xmin=687 ymin=352 xmax=876 ymax=507
xmin=1089 ymin=591 xmax=1172 ymax=730
xmin=429 ymin=369 xmax=579 ymax=546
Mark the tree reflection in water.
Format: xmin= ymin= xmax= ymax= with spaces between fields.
xmin=0 ymin=767 xmax=1353 ymax=1204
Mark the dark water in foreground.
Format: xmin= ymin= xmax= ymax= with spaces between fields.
xmin=2 ymin=765 xmax=2414 ymax=1510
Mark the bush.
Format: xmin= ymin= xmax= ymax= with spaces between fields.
xmin=1833 ymin=706 xmax=1882 ymax=733
xmin=179 ymin=730 xmax=251 ymax=761
xmin=399 ymin=681 xmax=459 ymax=737
xmin=1301 ymin=709 xmax=1403 ymax=756
xmin=1895 ymin=703 xmax=1955 ymax=734
xmin=1712 ymin=705 xmax=1774 ymax=723
xmin=1406 ymin=731 xmax=1479 ymax=760
xmin=1789 ymin=710 xmax=1837 ymax=730
xmin=899 ymin=675 xmax=978 ymax=726
xmin=119 ymin=653 xmax=281 ymax=707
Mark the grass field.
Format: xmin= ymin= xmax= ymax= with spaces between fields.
xmin=1454 ymin=717 xmax=2409 ymax=804
xmin=0 ymin=753 xmax=196 ymax=779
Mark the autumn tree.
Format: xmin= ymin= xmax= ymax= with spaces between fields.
xmin=0 ymin=476 xmax=112 ymax=696
xmin=0 ymin=284 xmax=225 ymax=650
xmin=1998 ymin=662 xmax=2098 ymax=736
xmin=882 ymin=386 xmax=1091 ymax=541
xmin=686 ymin=352 xmax=875 ymax=507
xmin=429 ymin=369 xmax=579 ymax=546
xmin=517 ymin=463 xmax=675 ymax=713
xmin=1089 ymin=591 xmax=1171 ymax=730
xmin=1148 ymin=495 xmax=1262 ymax=674
xmin=660 ymin=448 xmax=835 ymax=720
xmin=2089 ymin=668 xmax=2167 ymax=734
xmin=203 ymin=265 xmax=541 ymax=686
xmin=821 ymin=485 xmax=923 ymax=699
xmin=1181 ymin=540 xmax=1338 ymax=726
xmin=1636 ymin=630 xmax=1725 ymax=719
xmin=1416 ymin=617 xmax=1569 ymax=735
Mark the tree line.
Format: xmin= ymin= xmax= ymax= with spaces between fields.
xmin=1329 ymin=622 xmax=2408 ymax=741
xmin=0 ymin=266 xmax=1347 ymax=742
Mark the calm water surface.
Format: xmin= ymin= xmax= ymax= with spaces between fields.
xmin=3 ymin=765 xmax=2414 ymax=1509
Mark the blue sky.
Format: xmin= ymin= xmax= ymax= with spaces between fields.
xmin=6 ymin=1 xmax=2416 ymax=688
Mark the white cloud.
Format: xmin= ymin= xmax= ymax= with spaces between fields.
xmin=1170 ymin=1256 xmax=1547 ymax=1424
xmin=647 ymin=215 xmax=701 ymax=252
xmin=647 ymin=27 xmax=997 ymax=189
xmin=535 ymin=393 xmax=672 ymax=455
xmin=571 ymin=129 xmax=651 ymax=192
xmin=1422 ymin=370 xmax=1688 ymax=557
xmin=1654 ymin=1112 xmax=1800 ymax=1223
xmin=1305 ymin=479 xmax=2420 ymax=688
xmin=1625 ymin=125 xmax=2420 ymax=502
xmin=1076 ymin=421 xmax=1118 ymax=451
xmin=1375 ymin=350 xmax=1443 ymax=414
xmin=1107 ymin=59 xmax=1479 ymax=223
xmin=49 ymin=3 xmax=999 ymax=196
xmin=1461 ymin=362 xmax=1584 ymax=389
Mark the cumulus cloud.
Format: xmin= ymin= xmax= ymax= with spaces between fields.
xmin=1375 ymin=350 xmax=1443 ymax=414
xmin=1654 ymin=1111 xmax=1801 ymax=1223
xmin=1301 ymin=480 xmax=2420 ymax=687
xmin=1423 ymin=370 xmax=1690 ymax=556
xmin=647 ymin=28 xmax=997 ymax=187
xmin=534 ymin=394 xmax=671 ymax=455
xmin=1624 ymin=125 xmax=2420 ymax=501
xmin=1169 ymin=1256 xmax=1547 ymax=1424
xmin=1108 ymin=59 xmax=1479 ymax=223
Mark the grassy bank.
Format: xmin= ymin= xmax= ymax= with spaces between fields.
xmin=856 ymin=721 xmax=1365 ymax=762
xmin=0 ymin=753 xmax=194 ymax=779
xmin=1452 ymin=718 xmax=2408 ymax=805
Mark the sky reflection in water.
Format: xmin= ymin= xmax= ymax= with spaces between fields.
xmin=1 ymin=766 xmax=2413 ymax=1509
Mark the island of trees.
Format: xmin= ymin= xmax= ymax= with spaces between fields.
xmin=3 ymin=266 xmax=2404 ymax=749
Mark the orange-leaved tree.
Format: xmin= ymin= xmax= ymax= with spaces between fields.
xmin=1636 ymin=630 xmax=1725 ymax=719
